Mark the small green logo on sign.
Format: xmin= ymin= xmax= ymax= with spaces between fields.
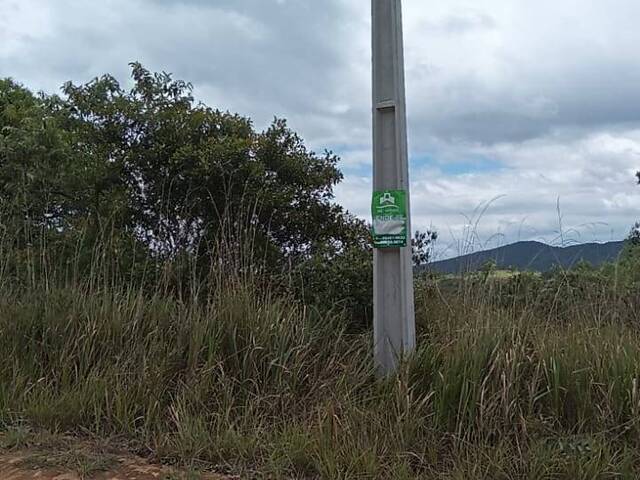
xmin=372 ymin=190 xmax=408 ymax=248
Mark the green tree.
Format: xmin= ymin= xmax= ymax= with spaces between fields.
xmin=0 ymin=79 xmax=81 ymax=247
xmin=1 ymin=64 xmax=383 ymax=309
xmin=412 ymin=229 xmax=438 ymax=266
xmin=293 ymin=217 xmax=373 ymax=329
xmin=57 ymin=64 xmax=356 ymax=264
xmin=1 ymin=66 xmax=439 ymax=327
xmin=1 ymin=65 xmax=363 ymax=269
xmin=630 ymin=223 xmax=640 ymax=247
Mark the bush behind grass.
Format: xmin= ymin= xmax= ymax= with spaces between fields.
xmin=1 ymin=241 xmax=640 ymax=478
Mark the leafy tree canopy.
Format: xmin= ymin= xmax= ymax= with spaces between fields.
xmin=1 ymin=65 xmax=443 ymax=326
xmin=1 ymin=64 xmax=364 ymax=267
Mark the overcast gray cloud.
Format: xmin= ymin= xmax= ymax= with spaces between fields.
xmin=1 ymin=0 xmax=638 ymax=257
xmin=402 ymin=0 xmax=640 ymax=146
xmin=0 ymin=0 xmax=369 ymax=146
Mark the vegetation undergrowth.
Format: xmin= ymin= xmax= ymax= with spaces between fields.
xmin=0 ymin=240 xmax=639 ymax=479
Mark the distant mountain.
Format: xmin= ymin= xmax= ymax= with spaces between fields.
xmin=427 ymin=241 xmax=626 ymax=274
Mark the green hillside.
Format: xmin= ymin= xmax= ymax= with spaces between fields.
xmin=428 ymin=240 xmax=625 ymax=274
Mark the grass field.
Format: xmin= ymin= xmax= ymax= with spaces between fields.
xmin=1 ymin=245 xmax=639 ymax=479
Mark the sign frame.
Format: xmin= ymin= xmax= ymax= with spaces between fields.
xmin=371 ymin=189 xmax=408 ymax=249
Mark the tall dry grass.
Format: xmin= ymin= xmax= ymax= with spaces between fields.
xmin=1 ymin=225 xmax=640 ymax=478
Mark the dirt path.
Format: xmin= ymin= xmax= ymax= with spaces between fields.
xmin=0 ymin=429 xmax=239 ymax=480
xmin=0 ymin=450 xmax=232 ymax=480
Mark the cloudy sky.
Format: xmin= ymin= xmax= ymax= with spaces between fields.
xmin=2 ymin=0 xmax=639 ymax=258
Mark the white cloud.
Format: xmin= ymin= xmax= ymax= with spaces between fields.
xmin=338 ymin=129 xmax=639 ymax=257
xmin=0 ymin=0 xmax=52 ymax=57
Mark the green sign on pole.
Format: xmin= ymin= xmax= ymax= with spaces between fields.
xmin=371 ymin=190 xmax=408 ymax=248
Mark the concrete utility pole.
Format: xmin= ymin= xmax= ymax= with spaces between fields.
xmin=371 ymin=0 xmax=415 ymax=375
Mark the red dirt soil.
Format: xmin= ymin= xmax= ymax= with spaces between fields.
xmin=0 ymin=451 xmax=232 ymax=480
